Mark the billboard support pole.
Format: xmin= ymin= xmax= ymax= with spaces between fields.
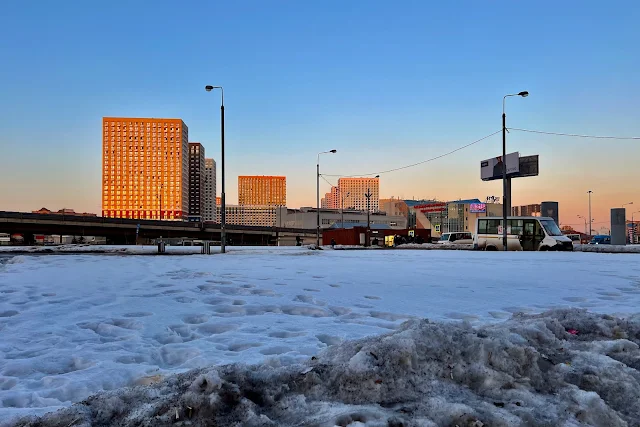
xmin=502 ymin=112 xmax=508 ymax=251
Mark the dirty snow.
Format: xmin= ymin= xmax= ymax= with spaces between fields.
xmin=1 ymin=248 xmax=640 ymax=425
xmin=10 ymin=309 xmax=640 ymax=427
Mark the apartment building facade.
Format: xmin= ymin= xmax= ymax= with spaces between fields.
xmin=238 ymin=176 xmax=286 ymax=207
xmin=204 ymin=158 xmax=217 ymax=222
xmin=215 ymin=205 xmax=277 ymax=227
xmin=337 ymin=177 xmax=379 ymax=212
xmin=188 ymin=143 xmax=205 ymax=221
xmin=102 ymin=117 xmax=188 ymax=220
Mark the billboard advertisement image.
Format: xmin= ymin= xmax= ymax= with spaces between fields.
xmin=480 ymin=152 xmax=520 ymax=181
xmin=469 ymin=203 xmax=486 ymax=213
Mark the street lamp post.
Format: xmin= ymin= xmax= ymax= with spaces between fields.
xmin=502 ymin=91 xmax=529 ymax=251
xmin=317 ymin=150 xmax=337 ymax=246
xmin=577 ymin=215 xmax=587 ymax=236
xmin=587 ymin=190 xmax=593 ymax=236
xmin=622 ymin=202 xmax=634 ymax=209
xmin=364 ymin=175 xmax=380 ymax=246
xmin=205 ymin=85 xmax=226 ymax=253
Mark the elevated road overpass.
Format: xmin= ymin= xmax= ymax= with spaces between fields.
xmin=0 ymin=211 xmax=316 ymax=245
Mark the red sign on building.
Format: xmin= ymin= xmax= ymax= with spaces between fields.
xmin=414 ymin=202 xmax=447 ymax=213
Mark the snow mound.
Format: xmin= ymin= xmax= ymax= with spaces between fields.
xmin=9 ymin=309 xmax=640 ymax=427
xmin=575 ymin=244 xmax=640 ymax=253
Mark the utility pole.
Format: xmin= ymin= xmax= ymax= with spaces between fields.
xmin=365 ymin=189 xmax=372 ymax=246
xmin=340 ymin=191 xmax=349 ymax=229
xmin=316 ymin=150 xmax=337 ymax=246
xmin=588 ymin=190 xmax=593 ymax=236
xmin=502 ymin=91 xmax=528 ymax=251
xmin=364 ymin=175 xmax=379 ymax=246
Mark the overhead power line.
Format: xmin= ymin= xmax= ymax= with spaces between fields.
xmin=510 ymin=128 xmax=640 ymax=140
xmin=323 ymin=127 xmax=639 ymax=179
xmin=323 ymin=130 xmax=501 ymax=177
xmin=319 ymin=175 xmax=336 ymax=188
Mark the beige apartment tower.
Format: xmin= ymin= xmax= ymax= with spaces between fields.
xmin=238 ymin=176 xmax=286 ymax=207
xmin=337 ymin=177 xmax=380 ymax=212
xmin=102 ymin=117 xmax=189 ymax=220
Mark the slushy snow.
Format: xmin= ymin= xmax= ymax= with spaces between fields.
xmin=1 ymin=247 xmax=640 ymax=425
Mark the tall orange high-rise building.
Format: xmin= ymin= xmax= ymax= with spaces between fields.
xmin=238 ymin=176 xmax=286 ymax=206
xmin=102 ymin=117 xmax=189 ymax=220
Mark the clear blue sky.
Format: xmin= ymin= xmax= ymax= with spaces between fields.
xmin=1 ymin=0 xmax=638 ymax=229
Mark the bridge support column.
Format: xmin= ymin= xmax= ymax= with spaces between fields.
xmin=201 ymin=241 xmax=211 ymax=255
xmin=158 ymin=241 xmax=166 ymax=254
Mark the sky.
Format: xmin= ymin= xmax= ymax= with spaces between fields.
xmin=0 ymin=0 xmax=638 ymax=231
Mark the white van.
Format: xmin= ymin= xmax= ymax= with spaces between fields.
xmin=437 ymin=232 xmax=473 ymax=245
xmin=474 ymin=217 xmax=573 ymax=251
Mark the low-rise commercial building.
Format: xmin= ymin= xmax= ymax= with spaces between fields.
xmin=276 ymin=207 xmax=407 ymax=230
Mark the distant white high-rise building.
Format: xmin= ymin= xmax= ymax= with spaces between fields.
xmin=204 ymin=158 xmax=217 ymax=221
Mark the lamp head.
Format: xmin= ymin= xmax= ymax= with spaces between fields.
xmin=329 ymin=149 xmax=337 ymax=153
xmin=518 ymin=91 xmax=529 ymax=97
xmin=205 ymin=85 xmax=214 ymax=92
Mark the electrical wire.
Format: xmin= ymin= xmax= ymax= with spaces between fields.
xmin=323 ymin=130 xmax=502 ymax=177
xmin=510 ymin=128 xmax=640 ymax=140
xmin=319 ymin=175 xmax=336 ymax=188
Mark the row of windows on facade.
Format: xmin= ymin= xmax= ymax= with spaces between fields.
xmin=104 ymin=132 xmax=185 ymax=137
xmin=104 ymin=163 xmax=182 ymax=168
xmin=104 ymin=121 xmax=181 ymax=126
xmin=103 ymin=127 xmax=185 ymax=134
xmin=104 ymin=131 xmax=182 ymax=137
xmin=103 ymin=182 xmax=185 ymax=186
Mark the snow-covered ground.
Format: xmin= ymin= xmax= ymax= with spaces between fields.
xmin=1 ymin=248 xmax=640 ymax=424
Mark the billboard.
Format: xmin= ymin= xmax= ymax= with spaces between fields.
xmin=480 ymin=152 xmax=520 ymax=181
xmin=469 ymin=203 xmax=486 ymax=213
xmin=540 ymin=201 xmax=559 ymax=225
xmin=517 ymin=155 xmax=539 ymax=178
xmin=414 ymin=202 xmax=447 ymax=213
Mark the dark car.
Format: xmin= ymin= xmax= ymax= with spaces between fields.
xmin=589 ymin=235 xmax=611 ymax=245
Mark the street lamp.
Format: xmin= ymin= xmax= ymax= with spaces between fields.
xmin=365 ymin=175 xmax=380 ymax=246
xmin=502 ymin=91 xmax=529 ymax=251
xmin=317 ymin=150 xmax=337 ymax=246
xmin=577 ymin=215 xmax=587 ymax=236
xmin=587 ymin=190 xmax=593 ymax=236
xmin=623 ymin=202 xmax=634 ymax=208
xmin=205 ymin=85 xmax=226 ymax=253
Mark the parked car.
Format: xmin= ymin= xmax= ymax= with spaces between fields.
xmin=437 ymin=232 xmax=473 ymax=245
xmin=589 ymin=235 xmax=611 ymax=245
xmin=564 ymin=234 xmax=582 ymax=246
